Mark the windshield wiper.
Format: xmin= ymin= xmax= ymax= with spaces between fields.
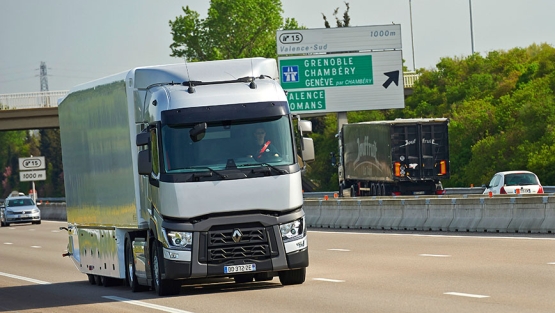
xmin=239 ymin=163 xmax=288 ymax=174
xmin=184 ymin=167 xmax=227 ymax=179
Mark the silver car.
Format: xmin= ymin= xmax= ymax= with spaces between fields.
xmin=483 ymin=170 xmax=544 ymax=195
xmin=1 ymin=195 xmax=41 ymax=227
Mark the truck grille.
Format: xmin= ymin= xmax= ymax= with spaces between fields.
xmin=206 ymin=226 xmax=272 ymax=264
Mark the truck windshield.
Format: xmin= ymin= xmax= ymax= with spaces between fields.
xmin=161 ymin=116 xmax=295 ymax=173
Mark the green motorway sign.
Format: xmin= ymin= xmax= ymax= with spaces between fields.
xmin=280 ymin=55 xmax=373 ymax=90
xmin=287 ymin=90 xmax=326 ymax=112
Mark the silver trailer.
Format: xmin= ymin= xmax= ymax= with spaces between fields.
xmin=58 ymin=58 xmax=314 ymax=296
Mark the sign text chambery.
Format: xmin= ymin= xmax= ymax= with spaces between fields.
xmin=280 ymin=55 xmax=373 ymax=89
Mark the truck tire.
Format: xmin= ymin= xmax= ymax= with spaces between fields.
xmin=152 ymin=241 xmax=181 ymax=296
xmin=125 ymin=237 xmax=149 ymax=292
xmin=278 ymin=268 xmax=306 ymax=285
xmin=350 ymin=185 xmax=356 ymax=197
xmin=87 ymin=274 xmax=96 ymax=285
xmin=94 ymin=275 xmax=102 ymax=286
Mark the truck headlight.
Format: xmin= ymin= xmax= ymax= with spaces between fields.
xmin=164 ymin=229 xmax=192 ymax=250
xmin=280 ymin=217 xmax=305 ymax=242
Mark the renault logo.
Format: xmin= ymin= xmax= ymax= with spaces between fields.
xmin=232 ymin=229 xmax=243 ymax=243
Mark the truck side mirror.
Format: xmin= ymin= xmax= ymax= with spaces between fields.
xmin=136 ymin=132 xmax=150 ymax=146
xmin=137 ymin=150 xmax=152 ymax=175
xmin=302 ymin=137 xmax=315 ymax=162
xmin=298 ymin=120 xmax=312 ymax=134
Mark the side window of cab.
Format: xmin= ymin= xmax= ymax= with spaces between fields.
xmin=150 ymin=128 xmax=160 ymax=176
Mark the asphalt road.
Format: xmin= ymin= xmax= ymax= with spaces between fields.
xmin=1 ymin=221 xmax=554 ymax=313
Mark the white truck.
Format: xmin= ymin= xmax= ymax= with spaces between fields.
xmin=58 ymin=58 xmax=314 ymax=296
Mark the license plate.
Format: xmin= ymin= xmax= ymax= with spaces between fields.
xmin=224 ymin=264 xmax=256 ymax=274
xmin=413 ymin=191 xmax=425 ymax=195
xmin=20 ymin=214 xmax=28 ymax=218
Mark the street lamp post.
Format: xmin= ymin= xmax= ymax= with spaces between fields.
xmin=409 ymin=0 xmax=416 ymax=71
xmin=469 ymin=0 xmax=475 ymax=54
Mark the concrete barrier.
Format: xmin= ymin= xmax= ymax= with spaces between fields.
xmin=303 ymin=200 xmax=321 ymax=227
xmin=38 ymin=196 xmax=555 ymax=233
xmin=315 ymin=199 xmax=341 ymax=228
xmin=398 ymin=199 xmax=428 ymax=231
xmin=423 ymin=198 xmax=455 ymax=231
xmin=507 ymin=196 xmax=546 ymax=233
xmin=448 ymin=198 xmax=482 ymax=232
xmin=476 ymin=197 xmax=514 ymax=232
xmin=334 ymin=200 xmax=360 ymax=229
xmin=540 ymin=197 xmax=555 ymax=233
xmin=355 ymin=199 xmax=382 ymax=229
xmin=38 ymin=203 xmax=67 ymax=221
xmin=377 ymin=199 xmax=404 ymax=230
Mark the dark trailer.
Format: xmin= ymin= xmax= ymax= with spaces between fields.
xmin=338 ymin=118 xmax=450 ymax=196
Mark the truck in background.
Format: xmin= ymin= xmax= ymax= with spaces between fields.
xmin=336 ymin=118 xmax=449 ymax=196
xmin=58 ymin=58 xmax=314 ymax=296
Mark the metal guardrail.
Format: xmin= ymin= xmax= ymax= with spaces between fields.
xmin=0 ymin=90 xmax=68 ymax=109
xmin=403 ymin=72 xmax=419 ymax=88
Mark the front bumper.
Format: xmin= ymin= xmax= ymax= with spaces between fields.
xmin=5 ymin=212 xmax=41 ymax=223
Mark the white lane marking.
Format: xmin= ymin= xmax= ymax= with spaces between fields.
xmin=328 ymin=248 xmax=350 ymax=252
xmin=548 ymin=262 xmax=555 ymax=265
xmin=313 ymin=278 xmax=345 ymax=283
xmin=419 ymin=254 xmax=451 ymax=257
xmin=4 ymin=242 xmax=13 ymax=245
xmin=444 ymin=292 xmax=490 ymax=298
xmin=310 ymin=230 xmax=555 ymax=240
xmin=0 ymin=271 xmax=51 ymax=285
xmin=31 ymin=246 xmax=41 ymax=248
xmin=103 ymin=296 xmax=195 ymax=313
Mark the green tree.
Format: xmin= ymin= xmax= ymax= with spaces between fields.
xmin=407 ymin=43 xmax=555 ymax=186
xmin=0 ymin=130 xmax=34 ymax=197
xmin=38 ymin=129 xmax=64 ymax=197
xmin=169 ymin=0 xmax=296 ymax=61
xmin=322 ymin=1 xmax=350 ymax=28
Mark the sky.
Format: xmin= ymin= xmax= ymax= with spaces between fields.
xmin=1 ymin=0 xmax=554 ymax=94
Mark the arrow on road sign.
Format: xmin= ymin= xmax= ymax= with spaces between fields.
xmin=382 ymin=71 xmax=400 ymax=89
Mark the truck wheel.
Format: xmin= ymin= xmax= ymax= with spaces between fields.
xmin=350 ymin=185 xmax=356 ymax=197
xmin=152 ymin=241 xmax=181 ymax=296
xmin=278 ymin=268 xmax=306 ymax=285
xmin=94 ymin=275 xmax=102 ymax=286
xmin=87 ymin=274 xmax=96 ymax=285
xmin=381 ymin=184 xmax=387 ymax=196
xmin=125 ymin=238 xmax=149 ymax=292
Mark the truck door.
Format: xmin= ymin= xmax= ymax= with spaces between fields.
xmin=391 ymin=121 xmax=449 ymax=180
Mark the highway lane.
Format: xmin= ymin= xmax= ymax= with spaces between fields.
xmin=1 ymin=221 xmax=554 ymax=312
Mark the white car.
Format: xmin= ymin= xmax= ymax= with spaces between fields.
xmin=0 ymin=194 xmax=41 ymax=227
xmin=483 ymin=170 xmax=544 ymax=195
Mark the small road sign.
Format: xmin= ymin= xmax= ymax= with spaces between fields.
xmin=19 ymin=156 xmax=46 ymax=170
xmin=20 ymin=170 xmax=46 ymax=182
